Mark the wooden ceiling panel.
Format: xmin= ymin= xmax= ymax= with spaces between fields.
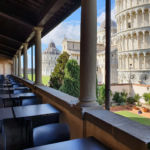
xmin=0 ymin=0 xmax=81 ymax=58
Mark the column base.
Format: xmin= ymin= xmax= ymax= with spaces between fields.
xmin=34 ymin=82 xmax=43 ymax=86
xmin=77 ymin=100 xmax=99 ymax=107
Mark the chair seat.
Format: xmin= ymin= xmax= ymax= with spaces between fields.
xmin=33 ymin=123 xmax=70 ymax=147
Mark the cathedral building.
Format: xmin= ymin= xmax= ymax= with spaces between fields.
xmin=42 ymin=42 xmax=60 ymax=76
xmin=116 ymin=0 xmax=150 ymax=84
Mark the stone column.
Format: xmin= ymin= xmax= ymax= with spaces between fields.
xmin=15 ymin=55 xmax=18 ymax=76
xmin=23 ymin=43 xmax=28 ymax=79
xmin=143 ymin=52 xmax=146 ymax=69
xmin=131 ymin=35 xmax=134 ymax=50
xmin=137 ymin=33 xmax=140 ymax=49
xmin=34 ymin=27 xmax=43 ymax=85
xmin=127 ymin=55 xmax=129 ymax=70
xmin=135 ymin=12 xmax=138 ymax=28
xmin=143 ymin=32 xmax=146 ymax=49
xmin=142 ymin=9 xmax=145 ymax=27
xmin=78 ymin=0 xmax=98 ymax=107
xmin=125 ymin=15 xmax=127 ymax=30
xmin=149 ymin=10 xmax=150 ymax=25
xmin=13 ymin=57 xmax=15 ymax=75
xmin=132 ymin=54 xmax=135 ymax=69
xmin=138 ymin=53 xmax=140 ymax=69
xmin=18 ymin=50 xmax=22 ymax=77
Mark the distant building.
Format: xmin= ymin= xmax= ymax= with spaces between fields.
xmin=42 ymin=42 xmax=61 ymax=76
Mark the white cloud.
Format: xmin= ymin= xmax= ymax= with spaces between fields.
xmin=97 ymin=8 xmax=116 ymax=24
xmin=42 ymin=21 xmax=80 ymax=48
xmin=42 ymin=7 xmax=116 ymax=49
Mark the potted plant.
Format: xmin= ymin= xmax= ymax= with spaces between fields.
xmin=142 ymin=107 xmax=149 ymax=112
xmin=133 ymin=106 xmax=139 ymax=110
xmin=134 ymin=94 xmax=141 ymax=106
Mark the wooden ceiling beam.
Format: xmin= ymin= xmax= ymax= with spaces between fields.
xmin=0 ymin=12 xmax=34 ymax=29
xmin=38 ymin=0 xmax=69 ymax=26
xmin=0 ymin=43 xmax=17 ymax=51
xmin=0 ymin=49 xmax=14 ymax=57
xmin=0 ymin=34 xmax=23 ymax=44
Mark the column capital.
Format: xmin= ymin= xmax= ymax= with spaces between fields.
xmin=23 ymin=43 xmax=28 ymax=49
xmin=18 ymin=49 xmax=22 ymax=55
xmin=34 ymin=26 xmax=43 ymax=33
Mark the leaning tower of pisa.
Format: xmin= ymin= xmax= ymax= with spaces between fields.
xmin=116 ymin=0 xmax=150 ymax=84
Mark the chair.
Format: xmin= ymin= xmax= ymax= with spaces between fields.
xmin=33 ymin=123 xmax=70 ymax=147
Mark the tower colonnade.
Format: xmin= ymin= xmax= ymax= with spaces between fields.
xmin=116 ymin=0 xmax=150 ymax=14
xmin=116 ymin=7 xmax=150 ymax=33
xmin=116 ymin=1 xmax=150 ymax=84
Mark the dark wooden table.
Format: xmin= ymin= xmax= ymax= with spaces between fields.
xmin=13 ymin=104 xmax=60 ymax=118
xmin=0 ymin=88 xmax=9 ymax=90
xmin=24 ymin=137 xmax=110 ymax=150
xmin=0 ymin=94 xmax=10 ymax=99
xmin=10 ymin=92 xmax=36 ymax=99
xmin=10 ymin=87 xmax=29 ymax=90
xmin=0 ymin=108 xmax=14 ymax=120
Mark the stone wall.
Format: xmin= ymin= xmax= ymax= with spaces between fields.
xmin=0 ymin=56 xmax=12 ymax=75
xmin=111 ymin=83 xmax=150 ymax=97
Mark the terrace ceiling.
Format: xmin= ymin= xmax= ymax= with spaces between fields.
xmin=0 ymin=0 xmax=81 ymax=58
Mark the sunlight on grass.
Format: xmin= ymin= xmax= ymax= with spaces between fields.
xmin=115 ymin=111 xmax=150 ymax=126
xmin=28 ymin=74 xmax=50 ymax=86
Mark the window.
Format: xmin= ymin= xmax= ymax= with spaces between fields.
xmin=128 ymin=22 xmax=131 ymax=28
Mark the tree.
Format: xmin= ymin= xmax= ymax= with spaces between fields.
xmin=49 ymin=52 xmax=69 ymax=89
xmin=59 ymin=59 xmax=80 ymax=97
xmin=97 ymin=84 xmax=105 ymax=105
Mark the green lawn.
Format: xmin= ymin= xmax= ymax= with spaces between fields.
xmin=28 ymin=74 xmax=50 ymax=86
xmin=115 ymin=111 xmax=150 ymax=126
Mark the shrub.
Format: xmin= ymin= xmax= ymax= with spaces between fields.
xmin=134 ymin=94 xmax=141 ymax=106
xmin=127 ymin=97 xmax=135 ymax=104
xmin=49 ymin=52 xmax=69 ymax=89
xmin=97 ymin=84 xmax=105 ymax=105
xmin=143 ymin=93 xmax=150 ymax=105
xmin=120 ymin=91 xmax=128 ymax=103
xmin=112 ymin=91 xmax=128 ymax=104
xmin=59 ymin=59 xmax=80 ymax=97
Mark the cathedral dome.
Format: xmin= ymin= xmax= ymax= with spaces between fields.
xmin=43 ymin=42 xmax=60 ymax=55
xmin=99 ymin=20 xmax=117 ymax=30
xmin=49 ymin=42 xmax=56 ymax=48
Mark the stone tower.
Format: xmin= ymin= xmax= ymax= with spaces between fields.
xmin=116 ymin=0 xmax=150 ymax=84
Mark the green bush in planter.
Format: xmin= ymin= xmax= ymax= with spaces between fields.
xmin=127 ymin=97 xmax=135 ymax=104
xmin=143 ymin=93 xmax=150 ymax=105
xmin=134 ymin=94 xmax=141 ymax=106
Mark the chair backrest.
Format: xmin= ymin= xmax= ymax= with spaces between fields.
xmin=2 ymin=118 xmax=32 ymax=150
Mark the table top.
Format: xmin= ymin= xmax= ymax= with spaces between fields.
xmin=10 ymin=87 xmax=29 ymax=90
xmin=10 ymin=92 xmax=36 ymax=99
xmin=0 ymin=94 xmax=10 ymax=99
xmin=0 ymin=88 xmax=9 ymax=90
xmin=0 ymin=87 xmax=29 ymax=91
xmin=0 ymin=84 xmax=12 ymax=87
xmin=0 ymin=107 xmax=14 ymax=120
xmin=13 ymin=104 xmax=60 ymax=118
xmin=24 ymin=137 xmax=110 ymax=150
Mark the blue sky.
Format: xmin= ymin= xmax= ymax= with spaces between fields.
xmin=25 ymin=0 xmax=115 ymax=68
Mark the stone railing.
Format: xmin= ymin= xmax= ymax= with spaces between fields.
xmin=14 ymin=76 xmax=150 ymax=150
